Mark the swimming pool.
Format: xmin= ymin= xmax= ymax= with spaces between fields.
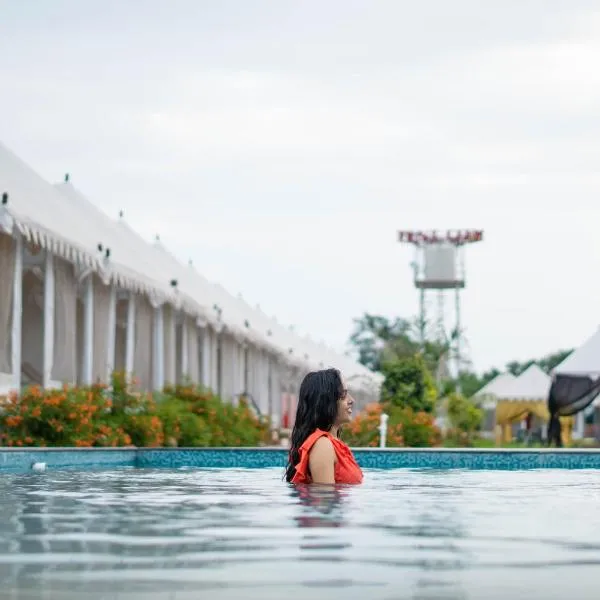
xmin=1 ymin=467 xmax=598 ymax=599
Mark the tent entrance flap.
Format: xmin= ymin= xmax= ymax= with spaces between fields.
xmin=547 ymin=373 xmax=600 ymax=447
xmin=548 ymin=374 xmax=600 ymax=417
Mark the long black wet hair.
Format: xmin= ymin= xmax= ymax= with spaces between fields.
xmin=284 ymin=368 xmax=344 ymax=483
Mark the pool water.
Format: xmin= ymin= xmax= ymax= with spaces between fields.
xmin=1 ymin=468 xmax=599 ymax=599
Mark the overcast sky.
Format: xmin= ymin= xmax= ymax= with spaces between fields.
xmin=2 ymin=0 xmax=600 ymax=374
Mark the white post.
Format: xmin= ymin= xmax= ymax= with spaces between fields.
xmin=230 ymin=338 xmax=238 ymax=403
xmin=153 ymin=305 xmax=164 ymax=391
xmin=379 ymin=413 xmax=389 ymax=448
xmin=218 ymin=335 xmax=227 ymax=400
xmin=201 ymin=326 xmax=211 ymax=389
xmin=260 ymin=352 xmax=270 ymax=415
xmin=11 ymin=232 xmax=23 ymax=392
xmin=256 ymin=353 xmax=262 ymax=404
xmin=125 ymin=292 xmax=135 ymax=381
xmin=255 ymin=350 xmax=262 ymax=412
xmin=82 ymin=275 xmax=94 ymax=385
xmin=269 ymin=358 xmax=280 ymax=425
xmin=266 ymin=354 xmax=273 ymax=418
xmin=181 ymin=317 xmax=189 ymax=381
xmin=226 ymin=336 xmax=236 ymax=402
xmin=105 ymin=285 xmax=117 ymax=383
xmin=238 ymin=342 xmax=246 ymax=394
xmin=245 ymin=346 xmax=253 ymax=398
xmin=164 ymin=306 xmax=176 ymax=386
xmin=211 ymin=329 xmax=219 ymax=394
xmin=42 ymin=250 xmax=54 ymax=389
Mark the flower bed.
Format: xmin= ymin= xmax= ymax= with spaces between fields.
xmin=343 ymin=402 xmax=441 ymax=448
xmin=0 ymin=373 xmax=270 ymax=448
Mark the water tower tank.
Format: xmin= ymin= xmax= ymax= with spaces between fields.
xmin=417 ymin=243 xmax=464 ymax=289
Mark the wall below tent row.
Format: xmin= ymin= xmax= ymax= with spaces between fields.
xmin=0 ymin=232 xmax=376 ymax=431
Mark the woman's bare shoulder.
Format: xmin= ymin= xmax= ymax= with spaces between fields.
xmin=309 ymin=435 xmax=336 ymax=459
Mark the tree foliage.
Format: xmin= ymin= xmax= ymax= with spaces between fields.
xmin=349 ymin=313 xmax=418 ymax=372
xmin=348 ymin=311 xmax=574 ymax=397
xmin=505 ymin=349 xmax=573 ymax=376
xmin=380 ymin=354 xmax=437 ymax=413
xmin=349 ymin=312 xmax=449 ymax=375
xmin=447 ymin=392 xmax=483 ymax=437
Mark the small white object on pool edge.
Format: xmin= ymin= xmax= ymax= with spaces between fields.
xmin=31 ymin=462 xmax=46 ymax=473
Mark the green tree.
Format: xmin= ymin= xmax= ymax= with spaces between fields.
xmin=348 ymin=311 xmax=574 ymax=405
xmin=505 ymin=360 xmax=534 ymax=376
xmin=504 ymin=349 xmax=572 ymax=377
xmin=349 ymin=313 xmax=418 ymax=372
xmin=380 ymin=354 xmax=438 ymax=413
xmin=349 ymin=312 xmax=448 ymax=375
xmin=456 ymin=371 xmax=485 ymax=398
xmin=453 ymin=368 xmax=499 ymax=398
xmin=447 ymin=392 xmax=483 ymax=438
xmin=537 ymin=349 xmax=573 ymax=373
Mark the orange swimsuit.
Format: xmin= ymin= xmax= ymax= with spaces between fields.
xmin=291 ymin=429 xmax=364 ymax=484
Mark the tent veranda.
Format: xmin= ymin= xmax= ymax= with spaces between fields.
xmin=494 ymin=364 xmax=573 ymax=445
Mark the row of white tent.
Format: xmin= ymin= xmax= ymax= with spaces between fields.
xmin=474 ymin=325 xmax=600 ymax=408
xmin=0 ymin=140 xmax=383 ymax=395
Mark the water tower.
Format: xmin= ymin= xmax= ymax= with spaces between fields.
xmin=398 ymin=229 xmax=483 ymax=382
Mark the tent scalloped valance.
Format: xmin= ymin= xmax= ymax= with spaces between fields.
xmin=14 ymin=216 xmax=211 ymax=322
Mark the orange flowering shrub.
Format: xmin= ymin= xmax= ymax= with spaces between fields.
xmin=343 ymin=403 xmax=403 ymax=448
xmin=343 ymin=402 xmax=441 ymax=448
xmin=163 ymin=385 xmax=270 ymax=446
xmin=0 ymin=384 xmax=131 ymax=448
xmin=394 ymin=406 xmax=442 ymax=447
xmin=0 ymin=374 xmax=270 ymax=448
xmin=124 ymin=414 xmax=165 ymax=447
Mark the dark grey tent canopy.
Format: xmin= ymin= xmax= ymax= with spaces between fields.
xmin=547 ymin=328 xmax=600 ymax=446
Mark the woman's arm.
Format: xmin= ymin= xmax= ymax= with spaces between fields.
xmin=308 ymin=436 xmax=336 ymax=484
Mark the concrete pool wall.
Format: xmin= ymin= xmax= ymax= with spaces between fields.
xmin=3 ymin=447 xmax=600 ymax=473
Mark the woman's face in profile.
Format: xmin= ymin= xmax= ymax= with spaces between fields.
xmin=336 ymin=375 xmax=354 ymax=425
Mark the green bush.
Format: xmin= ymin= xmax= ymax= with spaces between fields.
xmin=0 ymin=376 xmax=268 ymax=448
xmin=380 ymin=354 xmax=438 ymax=413
xmin=342 ymin=402 xmax=442 ymax=448
xmin=446 ymin=392 xmax=482 ymax=438
xmin=389 ymin=406 xmax=441 ymax=447
xmin=156 ymin=395 xmax=211 ymax=447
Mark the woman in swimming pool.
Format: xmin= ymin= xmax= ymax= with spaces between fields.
xmin=285 ymin=368 xmax=363 ymax=485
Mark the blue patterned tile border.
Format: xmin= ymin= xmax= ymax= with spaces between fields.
xmin=353 ymin=448 xmax=600 ymax=470
xmin=136 ymin=448 xmax=287 ymax=470
xmin=138 ymin=447 xmax=600 ymax=471
xmin=0 ymin=447 xmax=136 ymax=473
xmin=3 ymin=447 xmax=600 ymax=473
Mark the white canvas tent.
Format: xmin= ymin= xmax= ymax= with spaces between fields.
xmin=553 ymin=327 xmax=600 ymax=377
xmin=498 ymin=364 xmax=551 ymax=402
xmin=0 ymin=139 xmax=385 ymax=401
xmin=493 ymin=364 xmax=552 ymax=444
xmin=473 ymin=372 xmax=517 ymax=410
xmin=0 ymin=143 xmax=100 ymax=269
xmin=54 ymin=182 xmax=195 ymax=312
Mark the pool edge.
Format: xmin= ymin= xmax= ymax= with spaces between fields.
xmin=3 ymin=446 xmax=600 ymax=473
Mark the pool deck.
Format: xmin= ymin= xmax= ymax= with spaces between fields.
xmin=3 ymin=446 xmax=600 ymax=472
